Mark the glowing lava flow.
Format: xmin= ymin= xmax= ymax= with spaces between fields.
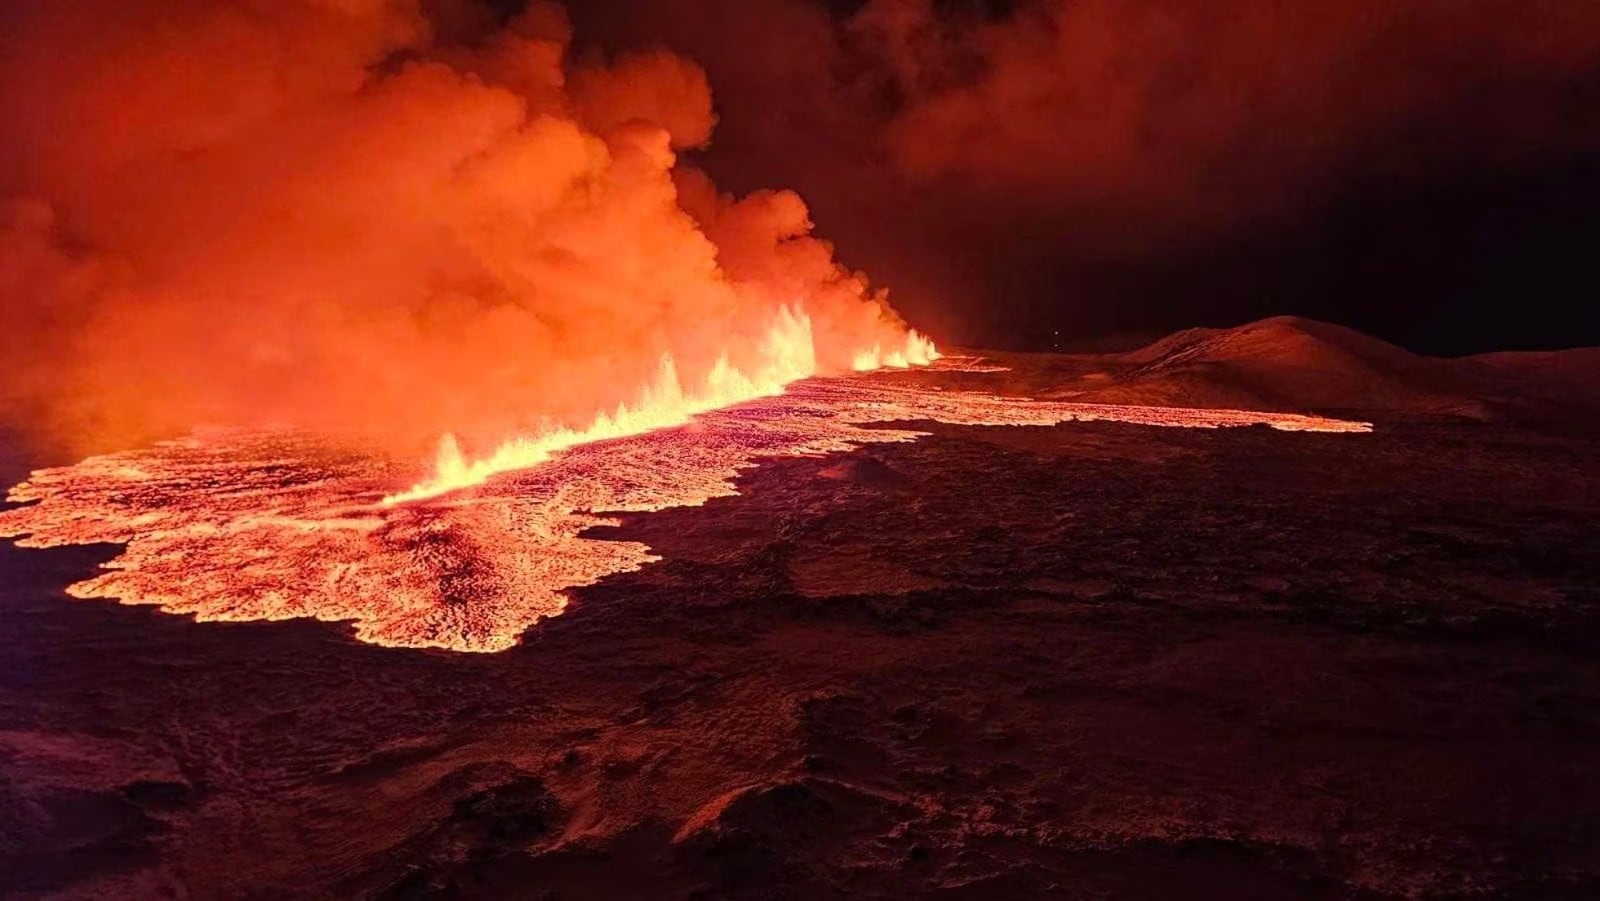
xmin=1 ymin=362 xmax=1369 ymax=653
xmin=851 ymin=331 xmax=942 ymax=371
xmin=387 ymin=307 xmax=941 ymax=504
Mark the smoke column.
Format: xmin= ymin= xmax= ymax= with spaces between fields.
xmin=0 ymin=0 xmax=931 ymax=461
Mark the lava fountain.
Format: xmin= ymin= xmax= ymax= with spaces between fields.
xmin=387 ymin=306 xmax=939 ymax=504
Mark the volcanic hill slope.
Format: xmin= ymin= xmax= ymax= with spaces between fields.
xmin=989 ymin=315 xmax=1600 ymax=422
xmin=3 ymin=318 xmax=1600 ymax=899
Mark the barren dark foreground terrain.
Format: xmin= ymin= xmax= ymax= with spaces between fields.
xmin=4 ymin=322 xmax=1600 ymax=899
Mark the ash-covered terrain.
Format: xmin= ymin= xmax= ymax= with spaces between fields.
xmin=4 ymin=318 xmax=1599 ymax=899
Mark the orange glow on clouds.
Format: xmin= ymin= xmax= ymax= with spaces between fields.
xmin=0 ymin=1 xmax=935 ymax=460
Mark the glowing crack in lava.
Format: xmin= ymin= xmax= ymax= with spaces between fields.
xmin=1 ymin=361 xmax=1370 ymax=652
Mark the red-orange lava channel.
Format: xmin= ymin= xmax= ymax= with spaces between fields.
xmin=1 ymin=363 xmax=1370 ymax=652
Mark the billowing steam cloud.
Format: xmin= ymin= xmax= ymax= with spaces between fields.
xmin=863 ymin=0 xmax=1600 ymax=228
xmin=0 ymin=0 xmax=926 ymax=458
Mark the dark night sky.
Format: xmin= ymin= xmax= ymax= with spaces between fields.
xmin=547 ymin=0 xmax=1600 ymax=355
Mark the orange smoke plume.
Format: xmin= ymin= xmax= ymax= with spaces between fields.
xmin=0 ymin=0 xmax=933 ymax=460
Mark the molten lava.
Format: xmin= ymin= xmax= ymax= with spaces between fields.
xmin=388 ymin=307 xmax=940 ymax=504
xmin=1 ymin=361 xmax=1369 ymax=653
xmin=851 ymin=331 xmax=942 ymax=372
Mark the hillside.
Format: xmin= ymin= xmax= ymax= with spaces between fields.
xmin=1036 ymin=316 xmax=1599 ymax=419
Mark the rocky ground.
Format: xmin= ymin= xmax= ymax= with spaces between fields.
xmin=3 ymin=320 xmax=1599 ymax=899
